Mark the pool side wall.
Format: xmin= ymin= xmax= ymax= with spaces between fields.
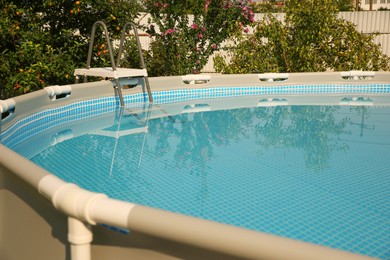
xmin=2 ymin=72 xmax=388 ymax=260
xmin=0 ymin=146 xmax=375 ymax=260
xmin=0 ymin=146 xmax=240 ymax=260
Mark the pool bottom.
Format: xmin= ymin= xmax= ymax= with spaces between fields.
xmin=25 ymin=103 xmax=390 ymax=259
xmin=2 ymin=72 xmax=390 ymax=260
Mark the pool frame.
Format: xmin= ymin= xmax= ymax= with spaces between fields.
xmin=1 ymin=72 xmax=388 ymax=260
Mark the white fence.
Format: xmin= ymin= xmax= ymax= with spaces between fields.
xmin=339 ymin=11 xmax=390 ymax=60
xmin=136 ymin=11 xmax=390 ymax=73
xmin=339 ymin=11 xmax=390 ymax=33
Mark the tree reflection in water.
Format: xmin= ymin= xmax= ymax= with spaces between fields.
xmin=147 ymin=104 xmax=354 ymax=173
xmin=254 ymin=105 xmax=350 ymax=171
xmin=25 ymin=100 xmax=389 ymax=257
xmin=31 ymin=103 xmax=374 ymax=206
xmin=148 ymin=108 xmax=254 ymax=173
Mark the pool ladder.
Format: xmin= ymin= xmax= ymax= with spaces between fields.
xmin=74 ymin=21 xmax=153 ymax=106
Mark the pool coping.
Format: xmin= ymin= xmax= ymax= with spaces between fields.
xmin=2 ymin=72 xmax=390 ymax=128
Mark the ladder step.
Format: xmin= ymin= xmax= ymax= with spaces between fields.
xmin=73 ymin=21 xmax=153 ymax=106
xmin=74 ymin=67 xmax=147 ymax=79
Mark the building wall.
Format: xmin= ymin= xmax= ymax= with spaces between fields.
xmin=360 ymin=0 xmax=390 ymax=10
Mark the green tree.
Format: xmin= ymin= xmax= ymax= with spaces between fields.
xmin=214 ymin=0 xmax=390 ymax=73
xmin=142 ymin=0 xmax=254 ymax=76
xmin=0 ymin=0 xmax=141 ymax=98
xmin=338 ymin=0 xmax=354 ymax=11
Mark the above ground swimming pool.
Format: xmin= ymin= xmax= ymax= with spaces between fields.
xmin=1 ymin=72 xmax=389 ymax=260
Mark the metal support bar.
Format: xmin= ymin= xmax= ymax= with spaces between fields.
xmin=75 ymin=21 xmax=152 ymax=106
xmin=87 ymin=21 xmax=116 ymax=72
xmin=117 ymin=22 xmax=153 ymax=103
xmin=114 ymin=78 xmax=125 ymax=107
xmin=84 ymin=21 xmax=125 ymax=105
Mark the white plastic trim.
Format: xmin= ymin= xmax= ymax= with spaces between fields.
xmin=68 ymin=217 xmax=92 ymax=245
xmin=117 ymin=77 xmax=139 ymax=86
xmin=339 ymin=97 xmax=374 ymax=106
xmin=37 ymin=174 xmax=108 ymax=225
xmin=89 ymin=198 xmax=136 ymax=228
xmin=51 ymin=130 xmax=74 ymax=146
xmin=37 ymin=174 xmax=135 ymax=228
xmin=45 ymin=85 xmax=72 ymax=99
xmin=340 ymin=71 xmax=375 ymax=80
xmin=257 ymin=98 xmax=289 ymax=107
xmin=0 ymin=98 xmax=16 ymax=114
xmin=182 ymin=74 xmax=211 ymax=81
xmin=340 ymin=71 xmax=375 ymax=77
xmin=181 ymin=74 xmax=211 ymax=84
xmin=182 ymin=104 xmax=211 ymax=113
xmin=68 ymin=217 xmax=92 ymax=260
xmin=74 ymin=67 xmax=147 ymax=79
xmin=37 ymin=174 xmax=68 ymax=200
xmin=36 ymin=173 xmax=136 ymax=260
xmin=258 ymin=73 xmax=289 ymax=82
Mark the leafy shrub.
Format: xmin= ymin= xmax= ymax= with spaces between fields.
xmin=143 ymin=0 xmax=255 ymax=76
xmin=214 ymin=0 xmax=390 ymax=74
xmin=0 ymin=0 xmax=141 ymax=98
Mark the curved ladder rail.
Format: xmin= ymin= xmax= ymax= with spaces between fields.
xmin=74 ymin=21 xmax=153 ymax=106
xmin=78 ymin=21 xmax=124 ymax=105
xmin=117 ymin=22 xmax=153 ymax=103
xmin=87 ymin=21 xmax=117 ymax=73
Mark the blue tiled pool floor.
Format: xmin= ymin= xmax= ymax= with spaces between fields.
xmin=2 ymin=87 xmax=390 ymax=259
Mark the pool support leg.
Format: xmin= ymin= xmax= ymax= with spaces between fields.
xmin=114 ymin=78 xmax=125 ymax=107
xmin=68 ymin=217 xmax=93 ymax=260
xmin=145 ymin=76 xmax=153 ymax=103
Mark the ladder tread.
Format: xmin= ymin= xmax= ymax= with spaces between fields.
xmin=74 ymin=67 xmax=148 ymax=79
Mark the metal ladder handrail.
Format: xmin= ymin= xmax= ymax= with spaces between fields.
xmin=83 ymin=21 xmax=125 ymax=106
xmin=116 ymin=22 xmax=143 ymax=68
xmin=80 ymin=21 xmax=153 ymax=106
xmin=116 ymin=22 xmax=153 ymax=103
xmin=86 ymin=21 xmax=117 ymax=74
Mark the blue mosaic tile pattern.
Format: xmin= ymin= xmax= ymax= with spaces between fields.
xmin=141 ymin=84 xmax=390 ymax=104
xmin=2 ymin=83 xmax=390 ymax=259
xmin=25 ymin=104 xmax=390 ymax=259
xmin=1 ymin=97 xmax=117 ymax=148
xmin=3 ymin=83 xmax=390 ymax=144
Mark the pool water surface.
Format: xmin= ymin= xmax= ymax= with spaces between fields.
xmin=2 ymin=95 xmax=390 ymax=258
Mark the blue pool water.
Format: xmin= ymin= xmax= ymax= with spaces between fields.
xmin=1 ymin=91 xmax=390 ymax=258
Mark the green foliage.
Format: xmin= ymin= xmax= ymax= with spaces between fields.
xmin=338 ymin=0 xmax=355 ymax=11
xmin=142 ymin=0 xmax=254 ymax=76
xmin=214 ymin=0 xmax=390 ymax=74
xmin=0 ymin=0 xmax=141 ymax=98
